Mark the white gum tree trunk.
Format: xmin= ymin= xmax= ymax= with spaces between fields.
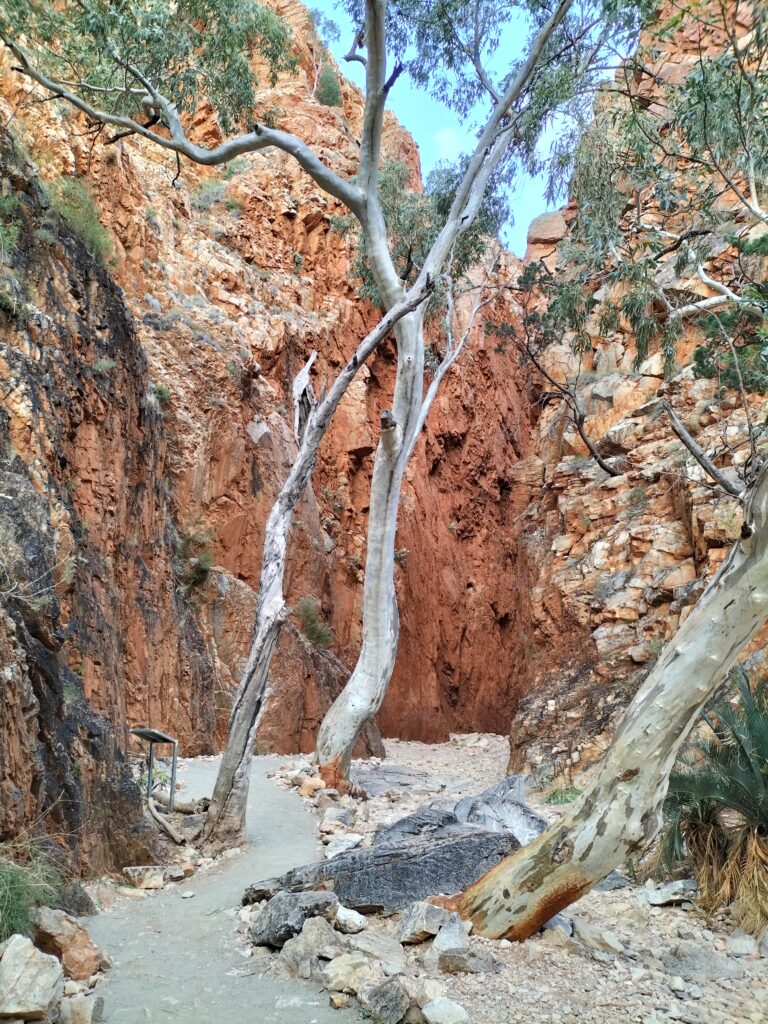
xmin=454 ymin=464 xmax=768 ymax=939
xmin=200 ymin=292 xmax=429 ymax=850
xmin=315 ymin=310 xmax=424 ymax=786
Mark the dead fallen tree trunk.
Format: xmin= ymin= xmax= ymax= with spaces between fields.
xmin=243 ymin=829 xmax=519 ymax=912
xmin=245 ymin=776 xmax=542 ymax=911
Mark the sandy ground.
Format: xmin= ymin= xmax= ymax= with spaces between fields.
xmin=86 ymin=756 xmax=356 ymax=1024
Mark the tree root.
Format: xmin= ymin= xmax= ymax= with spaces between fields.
xmin=147 ymin=797 xmax=186 ymax=845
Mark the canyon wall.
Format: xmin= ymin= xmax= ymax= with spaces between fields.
xmin=507 ymin=1 xmax=768 ymax=781
xmin=2 ymin=0 xmax=763 ymax=863
xmin=0 ymin=0 xmax=533 ymax=858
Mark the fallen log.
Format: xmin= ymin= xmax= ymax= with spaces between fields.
xmin=243 ymin=828 xmax=519 ymax=912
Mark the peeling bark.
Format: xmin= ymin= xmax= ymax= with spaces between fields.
xmin=456 ymin=462 xmax=768 ymax=939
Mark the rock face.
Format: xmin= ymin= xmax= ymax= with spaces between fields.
xmin=504 ymin=2 xmax=768 ymax=777
xmin=0 ymin=0 xmax=533 ymax=857
xmin=1 ymin=0 xmax=762 ymax=852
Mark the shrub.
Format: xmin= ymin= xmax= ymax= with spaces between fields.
xmin=93 ymin=356 xmax=116 ymax=373
xmin=295 ymin=596 xmax=331 ymax=649
xmin=545 ymin=785 xmax=582 ymax=805
xmin=0 ymin=840 xmax=60 ymax=942
xmin=153 ymin=383 xmax=171 ymax=404
xmin=190 ymin=180 xmax=225 ymax=211
xmin=48 ymin=178 xmax=112 ymax=266
xmin=660 ymin=672 xmax=768 ymax=937
xmin=0 ymin=193 xmax=21 ymax=262
xmin=316 ymin=64 xmax=342 ymax=107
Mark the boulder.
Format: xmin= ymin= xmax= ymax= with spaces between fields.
xmin=31 ymin=907 xmax=105 ymax=981
xmin=277 ymin=917 xmax=346 ymax=981
xmin=433 ymin=913 xmax=470 ymax=953
xmin=437 ymin=947 xmax=502 ymax=974
xmin=58 ymin=994 xmax=105 ymax=1023
xmin=421 ymin=997 xmax=471 ymax=1024
xmin=122 ymin=866 xmax=165 ymax=890
xmin=571 ymin=917 xmax=624 ymax=955
xmin=251 ymin=891 xmax=339 ymax=948
xmin=641 ymin=879 xmax=697 ymax=906
xmin=396 ymin=902 xmax=450 ymax=944
xmin=0 ymin=934 xmax=64 ymax=1020
xmin=347 ymin=931 xmax=406 ymax=976
xmin=358 ymin=976 xmax=411 ymax=1024
xmin=325 ymin=835 xmax=363 ymax=859
xmin=334 ymin=906 xmax=367 ymax=935
xmin=299 ymin=776 xmax=325 ymax=799
xmin=728 ymin=931 xmax=759 ymax=958
xmin=321 ymin=952 xmax=378 ymax=994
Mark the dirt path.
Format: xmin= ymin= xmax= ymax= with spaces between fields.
xmin=88 ymin=756 xmax=355 ymax=1024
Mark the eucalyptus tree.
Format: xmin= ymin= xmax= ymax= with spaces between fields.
xmin=1 ymin=0 xmax=649 ymax=847
xmin=514 ymin=0 xmax=768 ymax=480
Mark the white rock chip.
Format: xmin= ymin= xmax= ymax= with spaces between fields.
xmin=422 ymin=996 xmax=472 ymax=1023
xmin=334 ymin=905 xmax=367 ymax=935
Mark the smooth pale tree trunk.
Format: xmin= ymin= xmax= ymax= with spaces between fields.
xmin=200 ymin=291 xmax=429 ymax=850
xmin=453 ymin=463 xmax=768 ymax=939
xmin=315 ymin=310 xmax=425 ymax=788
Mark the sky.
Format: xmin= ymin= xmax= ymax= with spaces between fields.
xmin=309 ymin=0 xmax=558 ymax=256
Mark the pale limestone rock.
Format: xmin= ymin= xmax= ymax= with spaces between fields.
xmin=122 ymin=866 xmax=165 ymax=890
xmin=334 ymin=905 xmax=367 ymax=935
xmin=321 ymin=952 xmax=378 ymax=994
xmin=0 ymin=934 xmax=64 ymax=1021
xmin=421 ymin=996 xmax=471 ymax=1024
xmin=396 ymin=902 xmax=449 ymax=944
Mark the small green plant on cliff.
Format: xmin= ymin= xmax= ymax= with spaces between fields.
xmin=0 ymin=838 xmax=61 ymax=942
xmin=545 ymin=785 xmax=582 ymax=805
xmin=177 ymin=518 xmax=215 ymax=593
xmin=295 ymin=596 xmax=331 ymax=649
xmin=0 ymin=193 xmax=21 ymax=263
xmin=47 ymin=177 xmax=113 ymax=267
xmin=316 ymin=64 xmax=342 ymax=107
xmin=93 ymin=356 xmax=116 ymax=373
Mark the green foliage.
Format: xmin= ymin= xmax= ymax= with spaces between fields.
xmin=191 ymin=180 xmax=226 ymax=212
xmin=0 ymin=193 xmax=21 ymax=262
xmin=693 ymin=304 xmax=768 ymax=395
xmin=316 ymin=64 xmax=342 ymax=107
xmin=182 ymin=548 xmax=213 ymax=589
xmin=177 ymin=518 xmax=214 ymax=591
xmin=153 ymin=383 xmax=171 ymax=404
xmin=660 ymin=671 xmax=768 ymax=934
xmin=0 ymin=840 xmax=61 ymax=942
xmin=3 ymin=1 xmax=294 ymax=135
xmin=545 ymin=785 xmax=582 ymax=805
xmin=48 ymin=178 xmax=112 ymax=265
xmin=93 ymin=356 xmax=116 ymax=373
xmin=295 ymin=596 xmax=331 ymax=649
xmin=353 ymin=159 xmax=506 ymax=311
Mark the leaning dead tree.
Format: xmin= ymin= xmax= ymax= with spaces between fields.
xmin=3 ymin=0 xmax=649 ymax=845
